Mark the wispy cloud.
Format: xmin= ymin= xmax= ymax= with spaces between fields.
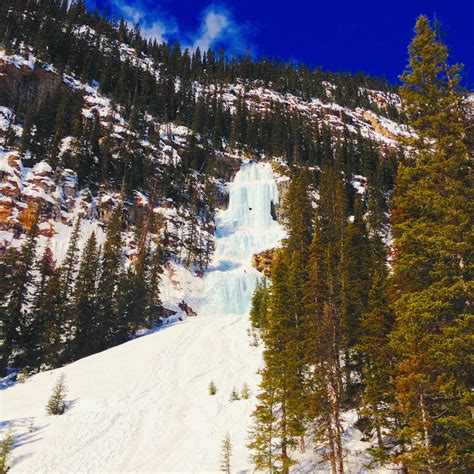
xmin=109 ymin=0 xmax=177 ymax=43
xmin=188 ymin=5 xmax=252 ymax=53
xmin=105 ymin=1 xmax=252 ymax=53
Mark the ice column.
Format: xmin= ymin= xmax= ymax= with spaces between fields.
xmin=199 ymin=162 xmax=285 ymax=316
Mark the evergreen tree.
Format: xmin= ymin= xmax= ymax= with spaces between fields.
xmin=220 ymin=433 xmax=232 ymax=474
xmin=249 ymin=278 xmax=269 ymax=332
xmin=248 ymin=367 xmax=278 ymax=472
xmin=0 ymin=428 xmax=13 ymax=474
xmin=389 ymin=16 xmax=473 ymax=470
xmin=72 ymin=232 xmax=100 ymax=359
xmin=0 ymin=249 xmax=17 ymax=376
xmin=251 ymin=251 xmax=303 ymax=473
xmin=304 ymin=167 xmax=347 ymax=473
xmin=58 ymin=217 xmax=82 ymax=352
xmin=241 ymin=382 xmax=251 ymax=400
xmin=97 ymin=205 xmax=123 ymax=346
xmin=37 ymin=269 xmax=64 ymax=369
xmin=3 ymin=219 xmax=39 ymax=370
xmin=282 ymin=170 xmax=313 ymax=254
xmin=340 ymin=198 xmax=371 ymax=392
xmin=27 ymin=244 xmax=55 ymax=369
xmin=208 ymin=380 xmax=217 ymax=395
xmin=46 ymin=373 xmax=68 ymax=415
xmin=229 ymin=386 xmax=240 ymax=402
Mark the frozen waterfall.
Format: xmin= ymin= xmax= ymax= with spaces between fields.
xmin=199 ymin=162 xmax=285 ymax=316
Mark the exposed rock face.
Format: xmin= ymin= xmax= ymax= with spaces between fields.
xmin=363 ymin=110 xmax=400 ymax=142
xmin=0 ymin=59 xmax=71 ymax=116
xmin=251 ymin=248 xmax=277 ymax=277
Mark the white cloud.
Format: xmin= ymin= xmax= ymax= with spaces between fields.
xmin=188 ymin=6 xmax=250 ymax=53
xmin=192 ymin=11 xmax=229 ymax=51
xmin=108 ymin=1 xmax=251 ymax=52
xmin=141 ymin=22 xmax=168 ymax=43
xmin=110 ymin=0 xmax=176 ymax=43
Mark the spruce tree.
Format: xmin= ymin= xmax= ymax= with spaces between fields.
xmin=248 ymin=367 xmax=278 ymax=472
xmin=249 ymin=278 xmax=269 ymax=332
xmin=59 ymin=217 xmax=82 ymax=348
xmin=304 ymin=167 xmax=347 ymax=473
xmin=252 ymin=251 xmax=302 ymax=473
xmin=72 ymin=232 xmax=100 ymax=359
xmin=27 ymin=245 xmax=56 ymax=369
xmin=0 ymin=428 xmax=13 ymax=474
xmin=0 ymin=249 xmax=17 ymax=377
xmin=46 ymin=373 xmax=68 ymax=415
xmin=5 ymin=218 xmax=39 ymax=370
xmin=208 ymin=380 xmax=217 ymax=396
xmin=97 ymin=205 xmax=123 ymax=346
xmin=220 ymin=433 xmax=232 ymax=474
xmin=340 ymin=198 xmax=371 ymax=391
xmin=390 ymin=15 xmax=473 ymax=470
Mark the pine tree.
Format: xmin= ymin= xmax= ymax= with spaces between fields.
xmin=282 ymin=170 xmax=313 ymax=255
xmin=145 ymin=240 xmax=164 ymax=327
xmin=97 ymin=205 xmax=123 ymax=346
xmin=249 ymin=278 xmax=269 ymax=332
xmin=340 ymin=198 xmax=371 ymax=392
xmin=59 ymin=217 xmax=82 ymax=349
xmin=241 ymin=382 xmax=251 ymax=399
xmin=209 ymin=380 xmax=217 ymax=395
xmin=229 ymin=386 xmax=240 ymax=402
xmin=4 ymin=218 xmax=39 ymax=370
xmin=72 ymin=232 xmax=100 ymax=359
xmin=46 ymin=373 xmax=68 ymax=415
xmin=38 ymin=269 xmax=64 ymax=369
xmin=0 ymin=249 xmax=17 ymax=377
xmin=27 ymin=244 xmax=56 ymax=369
xmin=220 ymin=432 xmax=232 ymax=474
xmin=389 ymin=15 xmax=473 ymax=471
xmin=0 ymin=428 xmax=13 ymax=474
xmin=248 ymin=367 xmax=278 ymax=472
xmin=251 ymin=250 xmax=302 ymax=473
xmin=304 ymin=167 xmax=347 ymax=473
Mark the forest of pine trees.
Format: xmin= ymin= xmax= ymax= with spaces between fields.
xmin=249 ymin=16 xmax=472 ymax=473
xmin=0 ymin=209 xmax=164 ymax=376
xmin=0 ymin=0 xmax=400 ymax=377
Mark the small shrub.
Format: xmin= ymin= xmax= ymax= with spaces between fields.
xmin=208 ymin=380 xmax=217 ymax=396
xmin=229 ymin=386 xmax=240 ymax=402
xmin=0 ymin=428 xmax=14 ymax=474
xmin=241 ymin=382 xmax=251 ymax=399
xmin=17 ymin=369 xmax=28 ymax=384
xmin=46 ymin=373 xmax=68 ymax=415
xmin=219 ymin=432 xmax=232 ymax=473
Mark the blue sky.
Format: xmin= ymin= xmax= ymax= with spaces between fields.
xmin=86 ymin=0 xmax=473 ymax=87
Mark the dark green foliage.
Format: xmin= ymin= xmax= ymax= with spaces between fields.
xmin=249 ymin=278 xmax=269 ymax=332
xmin=389 ymin=15 xmax=473 ymax=471
xmin=46 ymin=373 xmax=67 ymax=415
xmin=72 ymin=232 xmax=100 ymax=359
xmin=0 ymin=219 xmax=39 ymax=373
xmin=0 ymin=428 xmax=14 ymax=474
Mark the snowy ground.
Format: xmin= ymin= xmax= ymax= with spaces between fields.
xmin=2 ymin=315 xmax=263 ymax=472
xmin=1 ymin=162 xmax=384 ymax=473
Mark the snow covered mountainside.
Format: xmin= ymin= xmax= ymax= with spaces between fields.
xmin=1 ymin=163 xmax=382 ymax=472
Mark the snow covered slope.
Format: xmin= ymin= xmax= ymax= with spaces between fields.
xmin=1 ymin=162 xmax=284 ymax=472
